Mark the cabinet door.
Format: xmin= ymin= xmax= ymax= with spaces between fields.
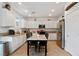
xmin=48 ymin=33 xmax=57 ymax=40
xmin=13 ymin=37 xmax=18 ymax=50
xmin=21 ymin=35 xmax=24 ymax=43
xmin=16 ymin=36 xmax=21 ymax=47
xmin=19 ymin=36 xmax=23 ymax=45
xmin=65 ymin=8 xmax=79 ymax=55
xmin=9 ymin=37 xmax=16 ymax=53
xmin=24 ymin=34 xmax=26 ymax=42
xmin=0 ymin=9 xmax=16 ymax=27
xmin=22 ymin=34 xmax=26 ymax=43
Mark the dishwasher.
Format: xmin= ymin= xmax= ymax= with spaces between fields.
xmin=0 ymin=41 xmax=9 ymax=56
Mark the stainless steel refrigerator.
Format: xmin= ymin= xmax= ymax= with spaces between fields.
xmin=59 ymin=19 xmax=65 ymax=49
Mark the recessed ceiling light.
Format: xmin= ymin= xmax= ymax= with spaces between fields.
xmin=49 ymin=14 xmax=52 ymax=16
xmin=18 ymin=2 xmax=22 ymax=5
xmin=51 ymin=9 xmax=55 ymax=12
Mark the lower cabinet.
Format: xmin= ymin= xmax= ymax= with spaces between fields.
xmin=9 ymin=36 xmax=18 ymax=53
xmin=7 ymin=34 xmax=26 ymax=54
xmin=0 ymin=35 xmax=26 ymax=54
xmin=48 ymin=33 xmax=57 ymax=40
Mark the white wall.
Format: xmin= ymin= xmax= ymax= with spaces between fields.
xmin=65 ymin=3 xmax=79 ymax=56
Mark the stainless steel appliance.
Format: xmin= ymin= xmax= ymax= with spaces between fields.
xmin=61 ymin=20 xmax=65 ymax=49
xmin=39 ymin=24 xmax=45 ymax=28
xmin=59 ymin=19 xmax=65 ymax=49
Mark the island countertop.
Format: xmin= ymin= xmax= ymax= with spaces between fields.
xmin=0 ymin=32 xmax=26 ymax=37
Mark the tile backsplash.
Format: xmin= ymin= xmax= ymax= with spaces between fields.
xmin=0 ymin=28 xmax=8 ymax=33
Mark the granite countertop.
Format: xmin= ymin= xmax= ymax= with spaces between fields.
xmin=0 ymin=41 xmax=8 ymax=44
xmin=10 ymin=33 xmax=26 ymax=37
xmin=0 ymin=32 xmax=26 ymax=37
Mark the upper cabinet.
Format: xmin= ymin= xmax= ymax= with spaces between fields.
xmin=0 ymin=9 xmax=15 ymax=26
xmin=25 ymin=21 xmax=57 ymax=28
xmin=0 ymin=8 xmax=16 ymax=27
xmin=0 ymin=6 xmax=25 ymax=28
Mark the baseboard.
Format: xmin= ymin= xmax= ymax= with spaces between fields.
xmin=65 ymin=47 xmax=72 ymax=56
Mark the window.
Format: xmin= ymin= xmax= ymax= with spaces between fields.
xmin=16 ymin=16 xmax=20 ymax=26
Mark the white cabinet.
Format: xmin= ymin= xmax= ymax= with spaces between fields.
xmin=25 ymin=21 xmax=38 ymax=28
xmin=0 ymin=34 xmax=26 ymax=54
xmin=9 ymin=36 xmax=17 ymax=53
xmin=20 ymin=19 xmax=26 ymax=28
xmin=20 ymin=34 xmax=26 ymax=44
xmin=0 ymin=9 xmax=16 ymax=27
xmin=11 ymin=34 xmax=26 ymax=53
xmin=65 ymin=3 xmax=79 ymax=55
xmin=0 ymin=36 xmax=13 ymax=53
xmin=22 ymin=34 xmax=26 ymax=43
xmin=18 ymin=36 xmax=23 ymax=46
xmin=48 ymin=33 xmax=57 ymax=40
xmin=46 ymin=21 xmax=57 ymax=28
xmin=25 ymin=21 xmax=57 ymax=28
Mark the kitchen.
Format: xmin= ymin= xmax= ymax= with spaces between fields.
xmin=0 ymin=2 xmax=78 ymax=56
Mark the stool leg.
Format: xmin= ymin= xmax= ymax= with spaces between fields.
xmin=27 ymin=41 xmax=29 ymax=56
xmin=39 ymin=46 xmax=40 ymax=52
xmin=45 ymin=44 xmax=47 ymax=56
xmin=35 ymin=45 xmax=37 ymax=52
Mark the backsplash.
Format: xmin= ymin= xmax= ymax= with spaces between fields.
xmin=0 ymin=28 xmax=8 ymax=33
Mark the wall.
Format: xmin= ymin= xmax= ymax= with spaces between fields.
xmin=65 ymin=3 xmax=79 ymax=56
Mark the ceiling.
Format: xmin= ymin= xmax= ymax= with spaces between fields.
xmin=10 ymin=2 xmax=66 ymax=18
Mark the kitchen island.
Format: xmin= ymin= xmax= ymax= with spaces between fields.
xmin=27 ymin=33 xmax=47 ymax=56
xmin=0 ymin=33 xmax=26 ymax=55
